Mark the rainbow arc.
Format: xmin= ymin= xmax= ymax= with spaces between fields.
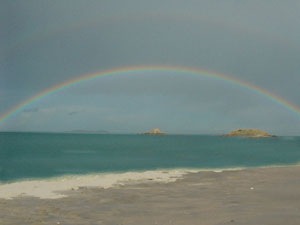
xmin=1 ymin=65 xmax=300 ymax=124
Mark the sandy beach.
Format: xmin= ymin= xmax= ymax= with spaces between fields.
xmin=1 ymin=165 xmax=300 ymax=225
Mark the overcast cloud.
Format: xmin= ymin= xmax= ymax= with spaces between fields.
xmin=1 ymin=0 xmax=300 ymax=135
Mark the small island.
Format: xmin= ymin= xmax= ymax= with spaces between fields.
xmin=138 ymin=128 xmax=166 ymax=135
xmin=222 ymin=129 xmax=276 ymax=138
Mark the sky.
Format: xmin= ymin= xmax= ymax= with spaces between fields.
xmin=1 ymin=0 xmax=300 ymax=135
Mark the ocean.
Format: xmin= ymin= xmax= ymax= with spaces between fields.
xmin=1 ymin=132 xmax=300 ymax=183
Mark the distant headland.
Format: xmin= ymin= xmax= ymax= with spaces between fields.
xmin=66 ymin=130 xmax=109 ymax=134
xmin=138 ymin=128 xmax=166 ymax=135
xmin=222 ymin=129 xmax=276 ymax=138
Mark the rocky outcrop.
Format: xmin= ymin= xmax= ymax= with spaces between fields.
xmin=139 ymin=128 xmax=166 ymax=135
xmin=222 ymin=129 xmax=275 ymax=138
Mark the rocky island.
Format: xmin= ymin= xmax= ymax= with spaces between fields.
xmin=222 ymin=129 xmax=276 ymax=138
xmin=138 ymin=128 xmax=166 ymax=135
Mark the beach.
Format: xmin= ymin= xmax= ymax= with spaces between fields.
xmin=2 ymin=1 xmax=300 ymax=224
xmin=1 ymin=165 xmax=300 ymax=225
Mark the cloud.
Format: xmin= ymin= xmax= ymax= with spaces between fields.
xmin=2 ymin=0 xmax=300 ymax=135
xmin=68 ymin=111 xmax=78 ymax=116
xmin=23 ymin=107 xmax=39 ymax=113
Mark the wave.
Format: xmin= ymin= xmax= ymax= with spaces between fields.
xmin=0 ymin=167 xmax=245 ymax=200
xmin=2 ymin=164 xmax=297 ymax=200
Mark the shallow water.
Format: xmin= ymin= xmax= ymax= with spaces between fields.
xmin=1 ymin=132 xmax=300 ymax=182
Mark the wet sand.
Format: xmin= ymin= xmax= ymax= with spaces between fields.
xmin=1 ymin=166 xmax=300 ymax=225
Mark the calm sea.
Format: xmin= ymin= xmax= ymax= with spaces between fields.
xmin=1 ymin=132 xmax=300 ymax=182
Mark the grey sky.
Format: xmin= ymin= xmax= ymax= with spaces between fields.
xmin=1 ymin=0 xmax=300 ymax=135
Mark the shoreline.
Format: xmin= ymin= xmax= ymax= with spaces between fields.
xmin=0 ymin=164 xmax=298 ymax=199
xmin=1 ymin=165 xmax=300 ymax=224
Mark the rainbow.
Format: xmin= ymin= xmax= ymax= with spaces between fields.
xmin=1 ymin=65 xmax=300 ymax=125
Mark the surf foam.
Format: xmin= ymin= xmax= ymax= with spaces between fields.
xmin=0 ymin=168 xmax=246 ymax=199
xmin=0 ymin=170 xmax=191 ymax=199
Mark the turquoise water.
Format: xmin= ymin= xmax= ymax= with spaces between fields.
xmin=1 ymin=132 xmax=300 ymax=182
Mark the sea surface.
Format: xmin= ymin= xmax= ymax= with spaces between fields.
xmin=1 ymin=132 xmax=300 ymax=183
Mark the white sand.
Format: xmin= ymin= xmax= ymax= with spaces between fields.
xmin=0 ymin=170 xmax=192 ymax=199
xmin=0 ymin=168 xmax=246 ymax=199
xmin=2 ymin=166 xmax=300 ymax=225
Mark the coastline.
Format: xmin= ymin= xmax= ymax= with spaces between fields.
xmin=0 ymin=168 xmax=244 ymax=199
xmin=1 ymin=165 xmax=300 ymax=224
xmin=0 ymin=164 xmax=297 ymax=199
